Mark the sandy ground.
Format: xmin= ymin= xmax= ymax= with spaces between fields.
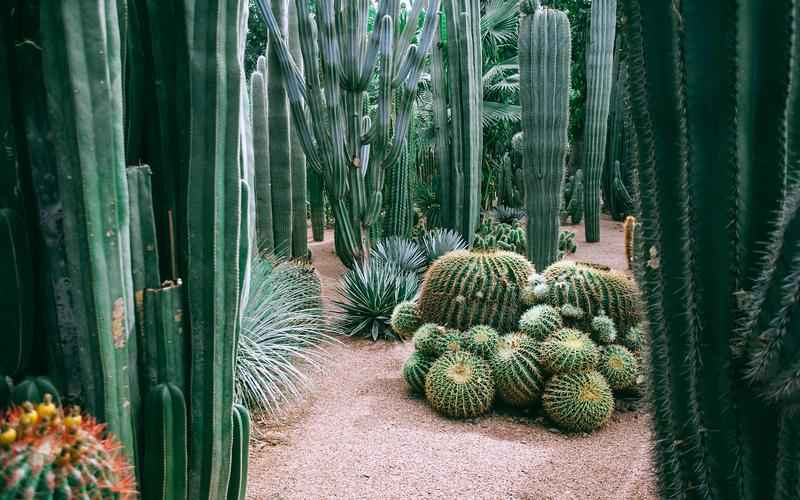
xmin=247 ymin=216 xmax=657 ymax=500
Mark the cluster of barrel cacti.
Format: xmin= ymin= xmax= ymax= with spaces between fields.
xmin=394 ymin=248 xmax=645 ymax=433
xmin=0 ymin=1 xmax=252 ymax=498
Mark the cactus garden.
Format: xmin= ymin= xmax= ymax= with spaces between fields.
xmin=1 ymin=0 xmax=798 ymax=499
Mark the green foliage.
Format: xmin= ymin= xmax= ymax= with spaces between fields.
xmin=390 ymin=301 xmax=423 ymax=338
xmin=418 ymin=228 xmax=468 ymax=266
xmin=490 ymin=333 xmax=544 ymax=408
xmin=371 ymin=237 xmax=426 ymax=276
xmin=237 ymin=257 xmax=337 ymax=414
xmin=489 ymin=205 xmax=527 ymax=225
xmin=518 ymin=304 xmax=563 ymax=341
xmin=417 ymin=250 xmax=533 ymax=333
xmin=543 ymin=370 xmax=614 ymax=433
xmin=463 ymin=325 xmax=501 ymax=358
xmin=538 ymin=328 xmax=600 ymax=374
xmin=337 ymin=259 xmax=420 ymax=341
xmin=425 ymin=352 xmax=495 ymax=419
xmin=598 ymin=345 xmax=638 ymax=390
xmin=403 ymin=352 xmax=435 ymax=394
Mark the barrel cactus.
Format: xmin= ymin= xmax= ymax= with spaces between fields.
xmin=403 ymin=352 xmax=435 ymax=394
xmin=518 ymin=304 xmax=563 ymax=341
xmin=598 ymin=345 xmax=639 ymax=390
xmin=413 ymin=324 xmax=448 ymax=357
xmin=434 ymin=330 xmax=466 ymax=357
xmin=543 ymin=370 xmax=614 ymax=433
xmin=425 ymin=352 xmax=495 ymax=419
xmin=490 ymin=333 xmax=544 ymax=408
xmin=538 ymin=329 xmax=601 ymax=374
xmin=390 ymin=301 xmax=422 ymax=338
xmin=623 ymin=324 xmax=645 ymax=353
xmin=463 ymin=325 xmax=500 ymax=359
xmin=591 ymin=314 xmax=618 ymax=344
xmin=417 ymin=250 xmax=534 ymax=333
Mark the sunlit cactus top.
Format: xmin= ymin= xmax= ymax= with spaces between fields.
xmin=0 ymin=395 xmax=136 ymax=499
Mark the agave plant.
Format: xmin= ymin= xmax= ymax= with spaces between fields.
xmin=236 ymin=256 xmax=339 ymax=417
xmin=336 ymin=259 xmax=420 ymax=341
xmin=489 ymin=206 xmax=527 ymax=224
xmin=370 ymin=237 xmax=426 ymax=276
xmin=419 ymin=228 xmax=469 ymax=266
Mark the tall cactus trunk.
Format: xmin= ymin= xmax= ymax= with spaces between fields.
xmin=289 ymin=0 xmax=308 ymax=258
xmin=308 ymin=170 xmax=325 ymax=241
xmin=519 ymin=3 xmax=571 ymax=271
xmin=184 ymin=0 xmax=246 ymax=497
xmin=251 ymin=61 xmax=274 ymax=253
xmin=432 ymin=25 xmax=451 ymax=230
xmin=384 ymin=141 xmax=412 ymax=237
xmin=40 ymin=0 xmax=139 ymax=465
xmin=622 ymin=1 xmax=800 ymax=499
xmin=581 ymin=0 xmax=616 ymax=242
xmin=268 ymin=0 xmax=293 ymax=258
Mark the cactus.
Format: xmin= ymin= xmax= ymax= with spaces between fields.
xmin=565 ymin=169 xmax=584 ymax=224
xmin=519 ymin=4 xmax=572 ymax=270
xmin=0 ymin=401 xmax=136 ymax=499
xmin=601 ymin=54 xmax=635 ymax=222
xmin=518 ymin=304 xmax=563 ymax=341
xmin=598 ymin=345 xmax=638 ymax=390
xmin=434 ymin=329 xmax=466 ymax=357
xmin=251 ymin=64 xmax=275 ymax=253
xmin=143 ymin=383 xmax=188 ymax=500
xmin=463 ymin=325 xmax=500 ymax=359
xmin=623 ymin=215 xmax=635 ymax=269
xmin=622 ymin=324 xmax=644 ymax=353
xmin=10 ymin=377 xmax=62 ymax=406
xmin=543 ymin=370 xmax=614 ymax=433
xmin=288 ymin=0 xmax=308 ymax=260
xmin=254 ymin=0 xmax=441 ymax=267
xmin=417 ymin=250 xmax=534 ymax=333
xmin=538 ymin=329 xmax=601 ymax=374
xmin=390 ymin=301 xmax=422 ymax=338
xmin=437 ymin=0 xmax=483 ymax=243
xmin=384 ymin=141 xmax=412 ymax=237
xmin=403 ymin=352 xmax=435 ymax=394
xmin=490 ymin=333 xmax=544 ymax=408
xmin=621 ymin=1 xmax=800 ymax=497
xmin=40 ymin=0 xmax=139 ymax=463
xmin=140 ymin=282 xmax=187 ymax=396
xmin=413 ymin=324 xmax=448 ymax=357
xmin=581 ymin=0 xmax=616 ymax=242
xmin=591 ymin=314 xmax=618 ymax=344
xmin=425 ymin=352 xmax=495 ymax=419
xmin=308 ymin=171 xmax=325 ymax=241
xmin=0 ymin=209 xmax=34 ymax=378
xmin=228 ymin=404 xmax=250 ymax=500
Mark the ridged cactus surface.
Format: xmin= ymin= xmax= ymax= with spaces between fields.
xmin=598 ymin=345 xmax=638 ymax=390
xmin=425 ymin=352 xmax=495 ymax=419
xmin=143 ymin=383 xmax=188 ymax=500
xmin=543 ymin=370 xmax=614 ymax=433
xmin=390 ymin=301 xmax=422 ymax=338
xmin=403 ymin=352 xmax=435 ymax=394
xmin=581 ymin=0 xmax=617 ymax=242
xmin=538 ymin=329 xmax=600 ymax=374
xmin=518 ymin=304 xmax=563 ymax=341
xmin=418 ymin=250 xmax=534 ymax=333
xmin=463 ymin=325 xmax=500 ymax=359
xmin=0 ymin=209 xmax=34 ymax=378
xmin=519 ymin=4 xmax=572 ymax=270
xmin=251 ymin=64 xmax=274 ymax=253
xmin=490 ymin=333 xmax=544 ymax=408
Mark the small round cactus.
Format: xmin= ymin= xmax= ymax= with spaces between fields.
xmin=390 ymin=301 xmax=422 ymax=338
xmin=0 ymin=396 xmax=136 ymax=498
xmin=490 ymin=333 xmax=544 ymax=408
xmin=543 ymin=370 xmax=614 ymax=433
xmin=434 ymin=329 xmax=465 ymax=356
xmin=591 ymin=314 xmax=618 ymax=344
xmin=538 ymin=328 xmax=600 ymax=374
xmin=560 ymin=303 xmax=585 ymax=322
xmin=624 ymin=324 xmax=646 ymax=352
xmin=425 ymin=352 xmax=495 ymax=418
xmin=413 ymin=323 xmax=447 ymax=357
xmin=403 ymin=352 xmax=436 ymax=394
xmin=598 ymin=345 xmax=639 ymax=390
xmin=463 ymin=325 xmax=500 ymax=358
xmin=519 ymin=304 xmax=563 ymax=340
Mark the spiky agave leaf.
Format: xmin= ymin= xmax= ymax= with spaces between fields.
xmin=370 ymin=236 xmax=426 ymax=276
xmin=236 ymin=256 xmax=340 ymax=419
xmin=419 ymin=228 xmax=468 ymax=266
xmin=336 ymin=259 xmax=420 ymax=341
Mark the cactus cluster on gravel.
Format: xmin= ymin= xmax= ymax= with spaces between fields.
xmin=395 ymin=249 xmax=645 ymax=433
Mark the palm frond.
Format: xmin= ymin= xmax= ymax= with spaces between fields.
xmin=483 ymin=100 xmax=522 ymax=127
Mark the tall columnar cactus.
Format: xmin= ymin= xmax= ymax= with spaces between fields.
xmin=601 ymin=52 xmax=634 ymax=221
xmin=622 ymin=1 xmax=800 ymax=498
xmin=308 ymin=171 xmax=325 ymax=241
xmin=439 ymin=0 xmax=483 ymax=244
xmin=255 ymin=0 xmax=441 ymax=267
xmin=0 ymin=210 xmax=34 ymax=378
xmin=40 ymin=0 xmax=139 ymax=465
xmin=581 ymin=0 xmax=616 ymax=242
xmin=288 ymin=0 xmax=308 ymax=259
xmin=228 ymin=404 xmax=251 ymax=500
xmin=384 ymin=142 xmax=412 ymax=237
xmin=251 ymin=63 xmax=275 ymax=253
xmin=185 ymin=0 xmax=247 ymax=497
xmin=143 ymin=383 xmax=188 ymax=500
xmin=519 ymin=3 xmax=571 ymax=271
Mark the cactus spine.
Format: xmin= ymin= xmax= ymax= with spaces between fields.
xmin=40 ymin=0 xmax=139 ymax=464
xmin=251 ymin=62 xmax=275 ymax=253
xmin=519 ymin=4 xmax=571 ymax=270
xmin=622 ymin=0 xmax=800 ymax=498
xmin=582 ymin=0 xmax=616 ymax=242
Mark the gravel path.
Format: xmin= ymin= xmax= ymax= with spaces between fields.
xmin=247 ymin=217 xmax=657 ymax=500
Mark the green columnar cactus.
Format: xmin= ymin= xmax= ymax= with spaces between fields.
xmin=519 ymin=3 xmax=572 ymax=270
xmin=622 ymin=1 xmax=800 ymax=497
xmin=308 ymin=171 xmax=325 ymax=241
xmin=417 ymin=250 xmax=534 ymax=333
xmin=143 ymin=383 xmax=188 ymax=500
xmin=228 ymin=404 xmax=250 ymax=500
xmin=251 ymin=64 xmax=275 ymax=253
xmin=431 ymin=25 xmax=452 ymax=230
xmin=490 ymin=333 xmax=544 ymax=408
xmin=440 ymin=0 xmax=483 ymax=244
xmin=581 ymin=0 xmax=616 ymax=242
xmin=384 ymin=142 xmax=412 ymax=237
xmin=40 ymin=0 xmax=139 ymax=464
xmin=184 ymin=0 xmax=247 ymax=497
xmin=255 ymin=0 xmax=441 ymax=267
xmin=288 ymin=0 xmax=308 ymax=259
xmin=0 ymin=210 xmax=34 ymax=378
xmin=566 ymin=169 xmax=584 ymax=224
xmin=141 ymin=282 xmax=188 ymax=395
xmin=601 ymin=53 xmax=634 ymax=222
xmin=425 ymin=352 xmax=495 ymax=418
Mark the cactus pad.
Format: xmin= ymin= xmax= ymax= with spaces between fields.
xmin=463 ymin=325 xmax=500 ymax=358
xmin=538 ymin=329 xmax=601 ymax=374
xmin=598 ymin=345 xmax=639 ymax=390
xmin=403 ymin=352 xmax=435 ymax=394
xmin=391 ymin=301 xmax=422 ymax=338
xmin=519 ymin=304 xmax=563 ymax=340
xmin=490 ymin=333 xmax=545 ymax=408
xmin=543 ymin=370 xmax=614 ymax=433
xmin=418 ymin=250 xmax=534 ymax=333
xmin=425 ymin=352 xmax=495 ymax=419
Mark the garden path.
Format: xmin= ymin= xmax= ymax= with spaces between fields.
xmin=247 ymin=217 xmax=657 ymax=500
